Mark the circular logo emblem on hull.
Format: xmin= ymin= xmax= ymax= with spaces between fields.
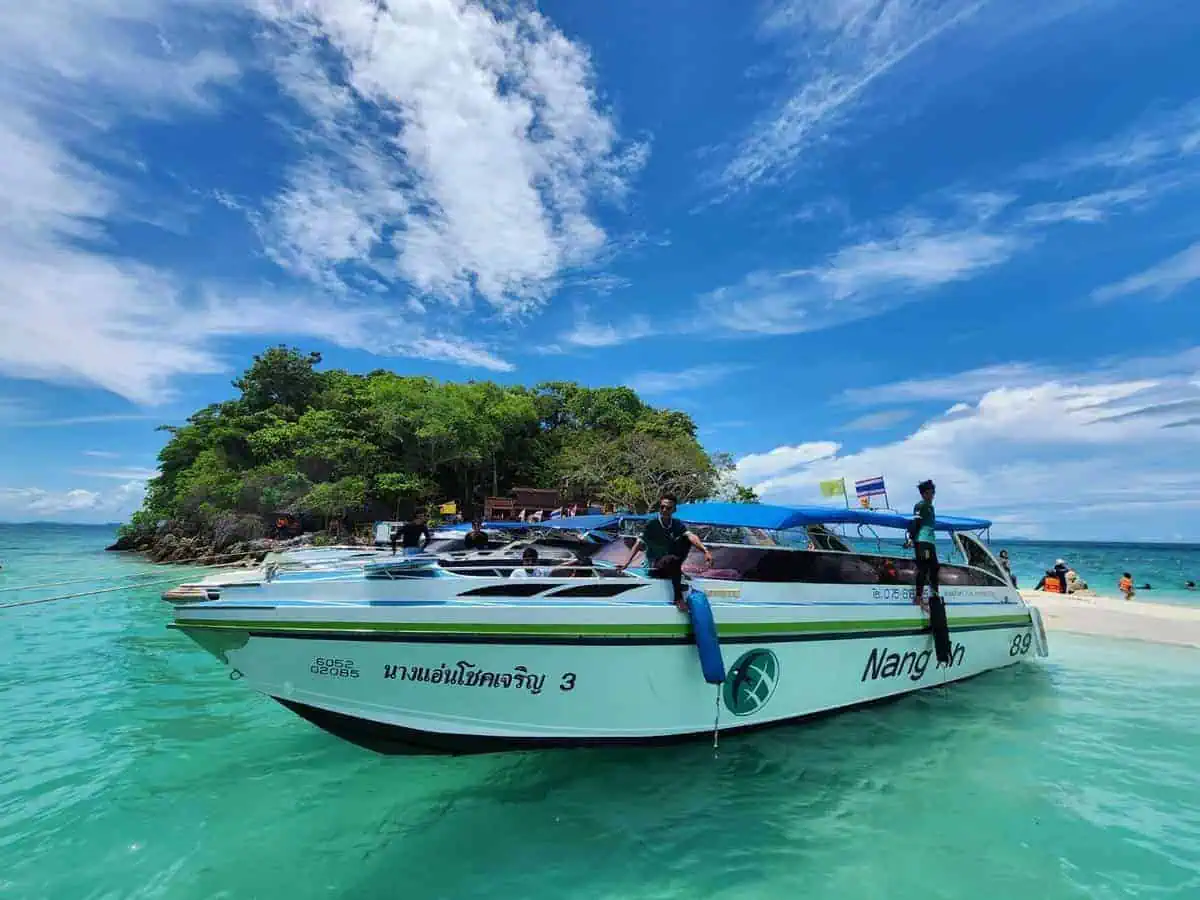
xmin=723 ymin=649 xmax=781 ymax=716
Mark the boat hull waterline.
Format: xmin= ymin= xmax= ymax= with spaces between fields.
xmin=173 ymin=590 xmax=1040 ymax=754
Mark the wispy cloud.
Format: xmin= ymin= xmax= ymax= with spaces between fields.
xmin=1021 ymin=186 xmax=1150 ymax=225
xmin=15 ymin=414 xmax=155 ymax=427
xmin=70 ymin=467 xmax=159 ymax=481
xmin=698 ymin=218 xmax=1020 ymax=336
xmin=840 ymin=363 xmax=1047 ymax=405
xmin=561 ymin=310 xmax=655 ymax=348
xmin=82 ymin=450 xmax=121 ymax=458
xmin=1092 ymin=241 xmax=1200 ymax=302
xmin=841 ymin=409 xmax=913 ymax=431
xmin=718 ymin=0 xmax=987 ymax=192
xmin=626 ymin=365 xmax=747 ymax=396
xmin=1036 ymin=101 xmax=1200 ymax=177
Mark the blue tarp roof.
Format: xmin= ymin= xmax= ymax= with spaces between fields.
xmin=673 ymin=502 xmax=990 ymax=532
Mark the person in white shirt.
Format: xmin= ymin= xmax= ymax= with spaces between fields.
xmin=509 ymin=547 xmax=551 ymax=578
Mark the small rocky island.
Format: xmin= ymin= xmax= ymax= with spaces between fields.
xmin=110 ymin=346 xmax=741 ymax=564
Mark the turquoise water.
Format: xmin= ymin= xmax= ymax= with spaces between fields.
xmin=2 ymin=525 xmax=1199 ymax=899
xmin=998 ymin=540 xmax=1200 ymax=605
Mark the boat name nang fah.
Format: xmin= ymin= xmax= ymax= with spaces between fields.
xmin=167 ymin=502 xmax=1050 ymax=755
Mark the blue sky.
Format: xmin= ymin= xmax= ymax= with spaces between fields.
xmin=2 ymin=0 xmax=1200 ymax=540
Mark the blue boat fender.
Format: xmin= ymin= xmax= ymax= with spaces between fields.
xmin=687 ymin=587 xmax=726 ymax=685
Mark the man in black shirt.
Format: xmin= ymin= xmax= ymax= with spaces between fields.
xmin=393 ymin=511 xmax=432 ymax=555
xmin=618 ymin=493 xmax=712 ymax=611
xmin=463 ymin=518 xmax=488 ymax=551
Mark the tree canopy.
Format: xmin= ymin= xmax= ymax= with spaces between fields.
xmin=126 ymin=346 xmax=754 ymax=537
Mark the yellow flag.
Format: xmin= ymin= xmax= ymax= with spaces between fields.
xmin=819 ymin=478 xmax=846 ymax=498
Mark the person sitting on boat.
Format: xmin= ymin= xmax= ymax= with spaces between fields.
xmin=463 ymin=518 xmax=488 ymax=551
xmin=510 ymin=547 xmax=551 ymax=579
xmin=617 ymin=492 xmax=713 ymax=612
xmin=998 ymin=549 xmax=1017 ymax=587
xmin=397 ymin=512 xmax=432 ymax=556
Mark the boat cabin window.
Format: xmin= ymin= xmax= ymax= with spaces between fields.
xmin=955 ymin=532 xmax=1008 ymax=583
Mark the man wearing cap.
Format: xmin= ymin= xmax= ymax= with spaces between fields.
xmin=1053 ymin=559 xmax=1070 ymax=594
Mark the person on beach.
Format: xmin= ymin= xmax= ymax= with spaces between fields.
xmin=998 ymin=549 xmax=1017 ymax=587
xmin=911 ymin=480 xmax=939 ymax=612
xmin=397 ymin=511 xmax=432 ymax=556
xmin=1118 ymin=573 xmax=1135 ymax=601
xmin=1053 ymin=559 xmax=1070 ymax=593
xmin=618 ymin=493 xmax=713 ymax=612
xmin=464 ymin=518 xmax=488 ymax=551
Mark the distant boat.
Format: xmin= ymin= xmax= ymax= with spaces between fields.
xmin=168 ymin=503 xmax=1048 ymax=754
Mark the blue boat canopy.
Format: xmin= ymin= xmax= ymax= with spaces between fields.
xmin=536 ymin=514 xmax=627 ymax=532
xmin=673 ymin=502 xmax=990 ymax=532
xmin=435 ymin=521 xmax=531 ymax=533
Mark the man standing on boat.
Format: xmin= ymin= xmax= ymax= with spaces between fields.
xmin=911 ymin=480 xmax=952 ymax=664
xmin=396 ymin=511 xmax=433 ymax=556
xmin=911 ymin=480 xmax=939 ymax=606
xmin=618 ymin=493 xmax=713 ymax=612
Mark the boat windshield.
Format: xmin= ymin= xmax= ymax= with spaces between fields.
xmin=591 ymin=523 xmax=1006 ymax=588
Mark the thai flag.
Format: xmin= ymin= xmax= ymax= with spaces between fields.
xmin=855 ymin=476 xmax=887 ymax=498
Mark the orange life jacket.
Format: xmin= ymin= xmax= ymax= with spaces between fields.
xmin=1043 ymin=577 xmax=1062 ymax=593
xmin=1119 ymin=577 xmax=1132 ymax=593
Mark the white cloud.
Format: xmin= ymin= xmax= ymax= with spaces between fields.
xmin=626 ymin=365 xmax=746 ymax=396
xmin=1021 ymin=186 xmax=1150 ymax=225
xmin=1092 ymin=241 xmax=1200 ymax=302
xmin=0 ymin=479 xmax=145 ymax=522
xmin=70 ymin=467 xmax=159 ymax=481
xmin=1038 ymin=101 xmax=1200 ymax=176
xmin=734 ymin=442 xmax=842 ymax=483
xmin=0 ymin=0 xmax=605 ymax=406
xmin=841 ymin=409 xmax=913 ymax=431
xmin=720 ymin=0 xmax=986 ymax=191
xmin=840 ymin=362 xmax=1047 ymax=405
xmin=255 ymin=0 xmax=643 ymax=312
xmin=82 ymin=450 xmax=121 ymax=458
xmin=561 ymin=310 xmax=655 ymax=348
xmin=738 ymin=355 xmax=1200 ymax=538
xmin=698 ymin=219 xmax=1020 ymax=336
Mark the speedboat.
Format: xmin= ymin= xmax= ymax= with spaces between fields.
xmin=167 ymin=503 xmax=1049 ymax=754
xmin=162 ymin=518 xmax=618 ymax=604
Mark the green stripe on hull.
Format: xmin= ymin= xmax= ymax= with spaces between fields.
xmin=173 ymin=612 xmax=1032 ymax=640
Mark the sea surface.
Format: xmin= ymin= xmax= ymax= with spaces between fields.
xmin=2 ymin=524 xmax=1199 ymax=900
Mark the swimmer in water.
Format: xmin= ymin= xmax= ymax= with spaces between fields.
xmin=1185 ymin=581 xmax=1196 ymax=590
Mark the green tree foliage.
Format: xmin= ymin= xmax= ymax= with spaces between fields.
xmin=129 ymin=346 xmax=726 ymax=535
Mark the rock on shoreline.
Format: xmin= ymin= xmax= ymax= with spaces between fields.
xmin=104 ymin=529 xmax=345 ymax=567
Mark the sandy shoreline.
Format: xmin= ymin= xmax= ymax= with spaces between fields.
xmin=1020 ymin=589 xmax=1200 ymax=650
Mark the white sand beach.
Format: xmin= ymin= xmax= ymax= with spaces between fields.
xmin=1020 ymin=590 xmax=1200 ymax=650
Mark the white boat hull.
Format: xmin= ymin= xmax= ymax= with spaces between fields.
xmin=174 ymin=580 xmax=1038 ymax=753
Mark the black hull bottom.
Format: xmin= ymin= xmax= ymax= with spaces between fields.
xmin=273 ymin=664 xmax=1004 ymax=755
